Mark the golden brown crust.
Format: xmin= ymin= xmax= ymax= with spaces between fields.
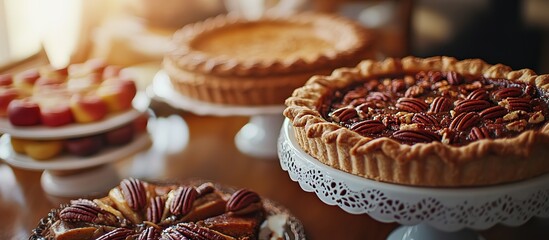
xmin=164 ymin=12 xmax=374 ymax=105
xmin=163 ymin=57 xmax=338 ymax=105
xmin=284 ymin=56 xmax=549 ymax=187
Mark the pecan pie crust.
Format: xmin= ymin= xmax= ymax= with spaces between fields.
xmin=32 ymin=179 xmax=268 ymax=240
xmin=284 ymin=56 xmax=549 ymax=187
xmin=163 ymin=12 xmax=373 ymax=106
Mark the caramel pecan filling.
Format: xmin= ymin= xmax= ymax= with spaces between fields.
xmin=39 ymin=180 xmax=266 ymax=240
xmin=321 ymin=71 xmax=549 ymax=145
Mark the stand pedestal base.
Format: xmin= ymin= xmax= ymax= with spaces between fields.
xmin=41 ymin=164 xmax=120 ymax=197
xmin=388 ymin=224 xmax=483 ymax=240
xmin=150 ymin=71 xmax=285 ymax=159
xmin=235 ymin=114 xmax=284 ymax=159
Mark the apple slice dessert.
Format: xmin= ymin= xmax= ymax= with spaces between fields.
xmin=7 ymin=98 xmax=41 ymax=126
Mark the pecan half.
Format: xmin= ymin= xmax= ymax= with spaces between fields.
xmin=349 ymin=120 xmax=386 ymax=134
xmin=529 ymin=111 xmax=545 ymax=124
xmin=392 ymin=79 xmax=406 ymax=92
xmin=492 ymin=87 xmax=523 ymax=101
xmin=120 ymin=178 xmax=147 ymax=211
xmin=342 ymin=90 xmax=366 ymax=104
xmin=172 ymin=223 xmax=229 ymax=240
xmin=163 ymin=227 xmax=186 ymax=240
xmin=59 ymin=199 xmax=101 ymax=223
xmin=226 ymin=189 xmax=261 ymax=213
xmin=146 ymin=196 xmax=165 ymax=224
xmin=349 ymin=98 xmax=368 ymax=106
xmin=464 ymin=81 xmax=482 ymax=90
xmin=392 ymin=129 xmax=440 ymax=143
xmin=428 ymin=97 xmax=452 ymax=113
xmin=479 ymin=106 xmax=507 ymax=119
xmin=446 ymin=71 xmax=464 ymax=85
xmin=449 ymin=112 xmax=480 ymax=131
xmin=428 ymin=71 xmax=444 ymax=82
xmin=454 ymin=99 xmax=491 ymax=113
xmin=96 ymin=228 xmax=134 ymax=240
xmin=170 ymin=186 xmax=198 ymax=216
xmin=486 ymin=123 xmax=505 ymax=138
xmin=404 ymin=85 xmax=424 ymax=98
xmin=367 ymin=92 xmax=390 ymax=101
xmin=466 ymin=88 xmax=489 ymax=100
xmin=329 ymin=107 xmax=358 ymax=123
xmin=506 ymin=119 xmax=527 ymax=132
xmin=469 ymin=126 xmax=491 ymax=140
xmin=524 ymin=85 xmax=536 ymax=97
xmin=196 ymin=182 xmax=215 ymax=197
xmin=415 ymin=71 xmax=428 ymax=81
xmin=412 ymin=113 xmax=438 ymax=125
xmin=396 ymin=98 xmax=428 ymax=113
xmin=504 ymin=98 xmax=531 ymax=112
xmin=138 ymin=227 xmax=161 ymax=240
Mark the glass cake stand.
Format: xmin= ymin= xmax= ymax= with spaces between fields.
xmin=277 ymin=119 xmax=549 ymax=240
xmin=149 ymin=71 xmax=285 ymax=159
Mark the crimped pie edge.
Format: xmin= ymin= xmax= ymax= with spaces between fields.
xmin=163 ymin=57 xmax=339 ymax=105
xmin=283 ymin=56 xmax=549 ymax=187
xmin=165 ymin=12 xmax=374 ymax=77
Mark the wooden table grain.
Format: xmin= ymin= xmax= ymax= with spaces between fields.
xmin=0 ymin=102 xmax=547 ymax=240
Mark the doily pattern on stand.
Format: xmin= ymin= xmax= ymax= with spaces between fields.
xmin=278 ymin=119 xmax=549 ymax=232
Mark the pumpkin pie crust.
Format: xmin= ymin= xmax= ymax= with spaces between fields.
xmin=284 ymin=56 xmax=549 ymax=187
xmin=163 ymin=12 xmax=374 ymax=106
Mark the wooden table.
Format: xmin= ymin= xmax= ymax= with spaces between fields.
xmin=0 ymin=100 xmax=547 ymax=239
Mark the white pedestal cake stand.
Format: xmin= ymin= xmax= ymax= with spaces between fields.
xmin=0 ymin=95 xmax=152 ymax=197
xmin=0 ymin=133 xmax=152 ymax=197
xmin=150 ymin=71 xmax=285 ymax=159
xmin=278 ymin=119 xmax=549 ymax=240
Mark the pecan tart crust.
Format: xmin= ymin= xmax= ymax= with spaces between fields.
xmin=31 ymin=178 xmax=278 ymax=240
xmin=163 ymin=12 xmax=373 ymax=106
xmin=284 ymin=56 xmax=549 ymax=187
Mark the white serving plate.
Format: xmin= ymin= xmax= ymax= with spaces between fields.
xmin=0 ymin=133 xmax=151 ymax=171
xmin=0 ymin=92 xmax=150 ymax=139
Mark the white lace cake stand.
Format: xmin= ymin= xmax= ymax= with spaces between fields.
xmin=149 ymin=71 xmax=285 ymax=159
xmin=278 ymin=119 xmax=549 ymax=240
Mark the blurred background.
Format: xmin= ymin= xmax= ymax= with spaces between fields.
xmin=0 ymin=0 xmax=548 ymax=73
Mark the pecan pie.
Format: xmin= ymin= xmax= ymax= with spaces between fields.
xmin=31 ymin=178 xmax=291 ymax=240
xmin=284 ymin=56 xmax=549 ymax=187
xmin=163 ymin=12 xmax=373 ymax=106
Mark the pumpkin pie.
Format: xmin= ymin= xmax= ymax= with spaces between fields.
xmin=163 ymin=12 xmax=374 ymax=106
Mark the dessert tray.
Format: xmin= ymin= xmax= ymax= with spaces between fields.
xmin=278 ymin=119 xmax=549 ymax=240
xmin=149 ymin=71 xmax=285 ymax=158
xmin=0 ymin=93 xmax=152 ymax=197
xmin=0 ymin=92 xmax=150 ymax=139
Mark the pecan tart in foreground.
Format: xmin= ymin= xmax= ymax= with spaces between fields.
xmin=163 ymin=12 xmax=373 ymax=106
xmin=31 ymin=178 xmax=303 ymax=240
xmin=284 ymin=56 xmax=549 ymax=187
